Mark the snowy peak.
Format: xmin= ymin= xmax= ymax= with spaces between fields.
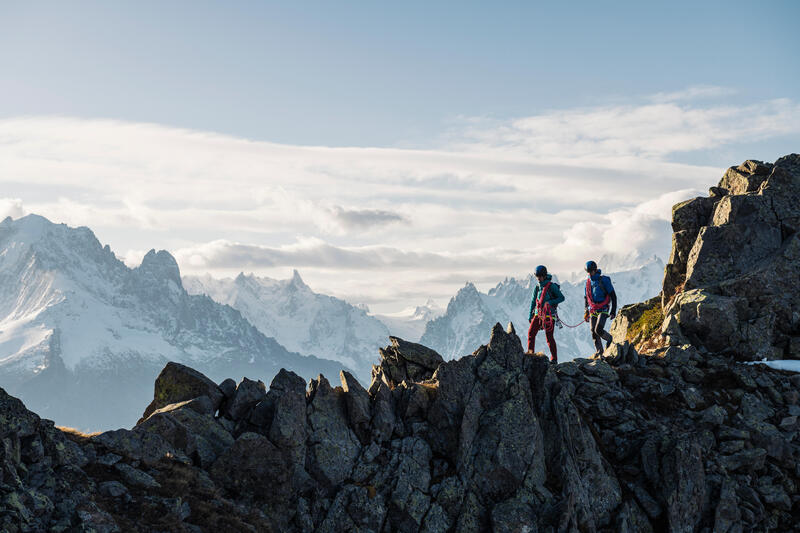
xmin=137 ymin=249 xmax=182 ymax=286
xmin=184 ymin=271 xmax=389 ymax=379
xmin=0 ymin=214 xmax=349 ymax=430
xmin=289 ymin=269 xmax=309 ymax=290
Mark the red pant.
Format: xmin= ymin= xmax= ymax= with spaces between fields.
xmin=528 ymin=316 xmax=557 ymax=361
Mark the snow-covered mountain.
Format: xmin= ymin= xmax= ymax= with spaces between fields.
xmin=0 ymin=215 xmax=348 ymax=431
xmin=420 ymin=258 xmax=665 ymax=360
xmin=183 ymin=271 xmax=390 ymax=381
xmin=374 ymin=299 xmax=444 ymax=342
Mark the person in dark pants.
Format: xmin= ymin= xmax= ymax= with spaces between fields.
xmin=527 ymin=265 xmax=565 ymax=363
xmin=583 ymin=260 xmax=617 ymax=357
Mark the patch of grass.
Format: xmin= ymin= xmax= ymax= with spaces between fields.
xmin=57 ymin=426 xmax=101 ymax=441
xmin=626 ymin=302 xmax=664 ymax=345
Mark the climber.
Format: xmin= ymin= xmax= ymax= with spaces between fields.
xmin=583 ymin=260 xmax=617 ymax=357
xmin=527 ymin=265 xmax=565 ymax=363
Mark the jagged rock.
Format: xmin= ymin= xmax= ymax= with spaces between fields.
xmin=137 ymin=402 xmax=234 ymax=468
xmin=209 ymin=432 xmax=292 ymax=513
xmin=660 ymin=437 xmax=706 ymax=532
xmin=220 ymin=377 xmax=266 ymax=421
xmin=306 ymin=375 xmax=360 ymax=487
xmin=660 ymin=155 xmax=800 ymax=360
xmin=4 ymin=155 xmax=800 ymax=532
xmin=714 ymin=478 xmax=743 ymax=533
xmin=720 ymin=448 xmax=767 ymax=472
xmin=218 ymin=378 xmax=236 ymax=399
xmin=114 ymin=463 xmax=160 ymax=488
xmin=339 ymin=370 xmax=371 ymax=444
xmin=140 ymin=362 xmax=224 ymax=422
xmin=98 ymin=481 xmax=129 ymax=499
xmin=266 ymin=369 xmax=307 ymax=465
xmin=92 ymin=428 xmax=185 ymax=467
xmin=375 ymin=336 xmax=444 ymax=388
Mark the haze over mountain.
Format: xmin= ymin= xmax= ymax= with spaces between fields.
xmin=183 ymin=271 xmax=391 ymax=382
xmin=374 ymin=299 xmax=445 ymax=342
xmin=0 ymin=215 xmax=348 ymax=431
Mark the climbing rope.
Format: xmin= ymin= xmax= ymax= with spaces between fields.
xmin=532 ymin=312 xmax=585 ymax=329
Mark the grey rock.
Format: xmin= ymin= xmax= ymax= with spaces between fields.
xmin=713 ymin=478 xmax=743 ymax=533
xmin=218 ymin=378 xmax=236 ymax=399
xmin=340 ymin=370 xmax=371 ymax=444
xmin=209 ymin=432 xmax=291 ymax=504
xmin=114 ymin=462 xmax=160 ymax=488
xmin=739 ymin=393 xmax=775 ymax=421
xmin=660 ymin=437 xmax=706 ymax=533
xmin=306 ymin=375 xmax=361 ymax=487
xmin=139 ymin=362 xmax=224 ymax=422
xmin=700 ymin=405 xmax=726 ymax=426
xmin=220 ymin=377 xmax=266 ymax=421
xmin=267 ymin=369 xmax=308 ymax=465
xmin=95 ymin=453 xmax=122 ymax=466
xmin=92 ymin=428 xmax=185 ymax=467
xmin=98 ymin=480 xmax=129 ymax=498
xmin=720 ymin=448 xmax=767 ymax=472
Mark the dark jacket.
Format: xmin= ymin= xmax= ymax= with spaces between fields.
xmin=529 ymin=274 xmax=565 ymax=320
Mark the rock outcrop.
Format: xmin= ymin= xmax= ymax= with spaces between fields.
xmin=654 ymin=154 xmax=800 ymax=361
xmin=1 ymin=155 xmax=800 ymax=532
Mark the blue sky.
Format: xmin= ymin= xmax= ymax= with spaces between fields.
xmin=2 ymin=1 xmax=797 ymax=148
xmin=0 ymin=2 xmax=798 ymax=312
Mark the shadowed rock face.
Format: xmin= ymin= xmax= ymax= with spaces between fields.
xmin=2 ymin=155 xmax=800 ymax=532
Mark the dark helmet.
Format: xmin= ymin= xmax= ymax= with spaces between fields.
xmin=585 ymin=260 xmax=598 ymax=273
xmin=535 ymin=265 xmax=547 ymax=277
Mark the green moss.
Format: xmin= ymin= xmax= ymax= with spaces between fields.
xmin=627 ymin=302 xmax=664 ymax=343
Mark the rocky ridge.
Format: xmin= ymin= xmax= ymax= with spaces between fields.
xmin=1 ymin=155 xmax=800 ymax=532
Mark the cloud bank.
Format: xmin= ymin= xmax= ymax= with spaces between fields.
xmin=0 ymin=88 xmax=796 ymax=311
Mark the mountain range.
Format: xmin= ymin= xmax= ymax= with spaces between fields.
xmin=183 ymin=271 xmax=391 ymax=382
xmin=0 ymin=214 xmax=665 ymax=432
xmin=0 ymin=215 xmax=348 ymax=431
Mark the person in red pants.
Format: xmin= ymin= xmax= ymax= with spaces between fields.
xmin=526 ymin=265 xmax=565 ymax=363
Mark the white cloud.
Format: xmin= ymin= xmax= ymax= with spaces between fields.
xmin=0 ymin=91 xmax=796 ymax=312
xmin=649 ymin=85 xmax=737 ymax=103
xmin=0 ymin=198 xmax=26 ymax=220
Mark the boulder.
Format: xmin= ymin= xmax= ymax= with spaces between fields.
xmin=140 ymin=362 xmax=224 ymax=422
xmin=220 ymin=377 xmax=267 ymax=421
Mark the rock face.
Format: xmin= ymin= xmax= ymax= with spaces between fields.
xmin=657 ymin=155 xmax=800 ymax=360
xmin=2 ymin=155 xmax=800 ymax=532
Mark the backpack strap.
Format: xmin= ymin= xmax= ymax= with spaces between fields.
xmin=537 ymin=282 xmax=551 ymax=312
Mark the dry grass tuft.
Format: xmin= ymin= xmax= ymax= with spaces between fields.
xmin=57 ymin=426 xmax=101 ymax=441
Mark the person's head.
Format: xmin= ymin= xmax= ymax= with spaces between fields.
xmin=535 ymin=265 xmax=547 ymax=279
xmin=585 ymin=260 xmax=598 ymax=275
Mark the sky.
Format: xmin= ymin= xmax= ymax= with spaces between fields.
xmin=0 ymin=1 xmax=798 ymax=313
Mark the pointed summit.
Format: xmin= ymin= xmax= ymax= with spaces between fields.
xmin=138 ymin=249 xmax=181 ymax=285
xmin=289 ymin=269 xmax=309 ymax=290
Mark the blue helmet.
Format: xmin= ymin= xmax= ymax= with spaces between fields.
xmin=534 ymin=265 xmax=547 ymax=277
xmin=585 ymin=260 xmax=598 ymax=273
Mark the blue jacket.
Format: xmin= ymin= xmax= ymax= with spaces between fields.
xmin=528 ymin=274 xmax=565 ymax=320
xmin=586 ymin=270 xmax=614 ymax=308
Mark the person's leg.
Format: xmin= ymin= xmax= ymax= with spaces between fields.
xmin=544 ymin=321 xmax=557 ymax=363
xmin=527 ymin=318 xmax=541 ymax=353
xmin=590 ymin=315 xmax=603 ymax=354
xmin=595 ymin=313 xmax=613 ymax=349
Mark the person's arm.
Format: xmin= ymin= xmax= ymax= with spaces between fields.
xmin=604 ymin=277 xmax=617 ymax=317
xmin=529 ymin=287 xmax=538 ymax=321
